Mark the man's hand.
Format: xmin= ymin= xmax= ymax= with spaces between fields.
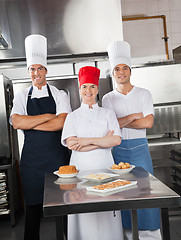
xmin=11 ymin=113 xmax=56 ymax=130
xmin=105 ymin=130 xmax=114 ymax=136
xmin=118 ymin=112 xmax=144 ymax=128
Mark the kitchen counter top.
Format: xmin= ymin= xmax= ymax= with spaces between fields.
xmin=43 ymin=167 xmax=181 ymax=240
xmin=148 ymin=137 xmax=181 ymax=146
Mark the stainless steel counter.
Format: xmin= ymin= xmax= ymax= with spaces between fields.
xmin=43 ymin=167 xmax=181 ymax=240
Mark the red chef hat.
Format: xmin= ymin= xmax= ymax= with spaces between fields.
xmin=78 ymin=66 xmax=100 ymax=87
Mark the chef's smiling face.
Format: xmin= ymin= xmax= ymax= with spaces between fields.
xmin=113 ymin=64 xmax=131 ymax=85
xmin=28 ymin=64 xmax=47 ymax=89
xmin=79 ymin=83 xmax=98 ymax=105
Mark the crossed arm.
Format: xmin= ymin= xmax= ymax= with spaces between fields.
xmin=11 ymin=113 xmax=68 ymax=131
xmin=66 ymin=130 xmax=121 ymax=152
xmin=118 ymin=113 xmax=154 ymax=129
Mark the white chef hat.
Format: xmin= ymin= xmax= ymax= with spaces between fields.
xmin=107 ymin=41 xmax=131 ymax=72
xmin=25 ymin=34 xmax=47 ymax=69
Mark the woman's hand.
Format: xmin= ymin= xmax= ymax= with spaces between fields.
xmin=66 ymin=137 xmax=91 ymax=151
xmin=66 ymin=137 xmax=79 ymax=150
xmin=66 ymin=129 xmax=121 ymax=152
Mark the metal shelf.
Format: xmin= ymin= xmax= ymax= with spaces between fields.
xmin=0 ymin=163 xmax=15 ymax=226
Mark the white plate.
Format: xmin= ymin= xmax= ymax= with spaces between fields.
xmin=54 ymin=177 xmax=81 ymax=185
xmin=53 ymin=170 xmax=79 ymax=178
xmin=80 ymin=172 xmax=119 ymax=182
xmin=109 ymin=165 xmax=135 ymax=174
xmin=86 ymin=179 xmax=137 ymax=194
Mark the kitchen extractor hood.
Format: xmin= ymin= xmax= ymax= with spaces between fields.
xmin=0 ymin=34 xmax=10 ymax=49
xmin=0 ymin=1 xmax=11 ymax=50
xmin=0 ymin=0 xmax=123 ymax=63
xmin=173 ymin=45 xmax=181 ymax=61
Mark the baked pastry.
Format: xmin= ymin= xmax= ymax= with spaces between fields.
xmin=118 ymin=162 xmax=124 ymax=166
xmin=59 ymin=184 xmax=77 ymax=190
xmin=58 ymin=165 xmax=78 ymax=174
xmin=111 ymin=162 xmax=130 ymax=169
xmin=111 ymin=164 xmax=121 ymax=169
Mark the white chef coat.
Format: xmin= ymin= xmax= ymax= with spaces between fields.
xmin=102 ymin=86 xmax=154 ymax=139
xmin=61 ymin=102 xmax=121 ymax=170
xmin=10 ymin=84 xmax=72 ymax=118
xmin=61 ymin=102 xmax=123 ymax=240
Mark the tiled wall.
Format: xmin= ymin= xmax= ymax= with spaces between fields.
xmin=121 ymin=0 xmax=181 ymax=64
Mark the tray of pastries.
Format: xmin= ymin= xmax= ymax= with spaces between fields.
xmin=86 ymin=179 xmax=137 ymax=194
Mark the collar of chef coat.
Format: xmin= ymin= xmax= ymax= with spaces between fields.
xmin=31 ymin=84 xmax=49 ymax=98
xmin=81 ymin=102 xmax=99 ymax=110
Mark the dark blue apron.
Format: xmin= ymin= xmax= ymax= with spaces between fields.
xmin=112 ymin=138 xmax=161 ymax=230
xmin=20 ymin=84 xmax=70 ymax=206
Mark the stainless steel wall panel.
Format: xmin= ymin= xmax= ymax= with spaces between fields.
xmin=47 ymin=64 xmax=74 ymax=78
xmin=13 ymin=76 xmax=81 ymax=111
xmin=147 ymin=104 xmax=181 ymax=135
xmin=132 ymin=64 xmax=181 ymax=104
xmin=74 ymin=62 xmax=96 ymax=75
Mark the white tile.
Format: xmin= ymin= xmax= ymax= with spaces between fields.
xmin=132 ymin=46 xmax=148 ymax=58
xmin=172 ymin=32 xmax=181 ymax=45
xmin=170 ymin=10 xmax=181 ymax=22
xmin=134 ymin=2 xmax=148 ymax=15
xmin=137 ymin=21 xmax=150 ymax=35
xmin=148 ymin=23 xmax=160 ymax=35
xmin=135 ymin=34 xmax=150 ymax=47
xmin=172 ymin=43 xmax=181 ymax=50
xmin=148 ymin=11 xmax=159 ymax=16
xmin=171 ymin=21 xmax=181 ymax=33
xmin=122 ymin=0 xmax=181 ymax=64
xmin=169 ymin=0 xmax=181 ymax=10
xmin=123 ymin=21 xmax=138 ymax=36
xmin=121 ymin=0 xmax=135 ymax=3
xmin=123 ymin=35 xmax=138 ymax=47
xmin=124 ymin=2 xmax=137 ymax=15
xmin=158 ymin=0 xmax=170 ymax=12
xmin=158 ymin=21 xmax=165 ymax=36
xmin=163 ymin=12 xmax=171 ymax=24
xmin=134 ymin=0 xmax=146 ymax=2
xmin=121 ymin=2 xmax=126 ymax=15
xmin=166 ymin=22 xmax=172 ymax=35
xmin=147 ymin=1 xmax=159 ymax=13
xmin=168 ymin=35 xmax=173 ymax=46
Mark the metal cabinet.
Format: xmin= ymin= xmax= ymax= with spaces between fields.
xmin=170 ymin=149 xmax=181 ymax=195
xmin=0 ymin=74 xmax=18 ymax=225
xmin=0 ymin=162 xmax=15 ymax=226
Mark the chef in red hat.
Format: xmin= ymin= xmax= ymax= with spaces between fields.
xmin=61 ymin=66 xmax=124 ymax=240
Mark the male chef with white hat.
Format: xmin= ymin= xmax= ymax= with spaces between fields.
xmin=10 ymin=34 xmax=71 ymax=240
xmin=102 ymin=41 xmax=162 ymax=240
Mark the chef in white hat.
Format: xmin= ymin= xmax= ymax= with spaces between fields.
xmin=102 ymin=41 xmax=162 ymax=240
xmin=10 ymin=34 xmax=71 ymax=240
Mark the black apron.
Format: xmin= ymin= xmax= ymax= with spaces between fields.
xmin=20 ymin=84 xmax=70 ymax=206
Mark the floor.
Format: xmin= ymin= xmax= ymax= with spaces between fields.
xmin=0 ymin=212 xmax=56 ymax=240
xmin=0 ymin=210 xmax=181 ymax=240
